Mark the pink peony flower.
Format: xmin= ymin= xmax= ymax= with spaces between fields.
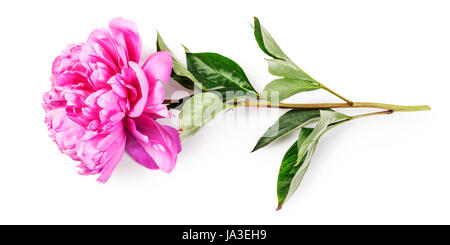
xmin=43 ymin=18 xmax=181 ymax=182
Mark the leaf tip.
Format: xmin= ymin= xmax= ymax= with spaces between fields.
xmin=253 ymin=16 xmax=260 ymax=23
xmin=156 ymin=30 xmax=163 ymax=39
xmin=253 ymin=17 xmax=261 ymax=31
xmin=276 ymin=203 xmax=283 ymax=211
xmin=181 ymin=44 xmax=191 ymax=53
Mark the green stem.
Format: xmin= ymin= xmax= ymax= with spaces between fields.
xmin=349 ymin=110 xmax=393 ymax=120
xmin=316 ymin=82 xmax=354 ymax=105
xmin=289 ymin=62 xmax=354 ymax=105
xmin=241 ymin=101 xmax=431 ymax=112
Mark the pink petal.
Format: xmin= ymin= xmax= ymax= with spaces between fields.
xmin=97 ymin=90 xmax=121 ymax=110
xmin=125 ymin=133 xmax=159 ymax=170
xmin=107 ymin=75 xmax=127 ymax=98
xmin=145 ymin=104 xmax=170 ymax=119
xmin=142 ymin=51 xmax=172 ymax=84
xmin=96 ymin=135 xmax=126 ymax=183
xmin=146 ymin=80 xmax=164 ymax=107
xmin=125 ymin=115 xmax=179 ymax=173
xmin=76 ymin=124 xmax=127 ymax=183
xmin=162 ymin=125 xmax=181 ymax=153
xmin=82 ymin=29 xmax=123 ymax=76
xmin=124 ymin=117 xmax=149 ymax=143
xmin=109 ymin=17 xmax=142 ymax=63
xmin=126 ymin=62 xmax=149 ymax=118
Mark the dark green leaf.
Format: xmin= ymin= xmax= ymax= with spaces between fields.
xmin=251 ymin=109 xmax=326 ymax=152
xmin=277 ymin=128 xmax=315 ymax=210
xmin=276 ymin=110 xmax=350 ymax=210
xmin=170 ymin=72 xmax=195 ymax=90
xmin=253 ymin=17 xmax=289 ymax=61
xmin=186 ymin=52 xmax=258 ymax=95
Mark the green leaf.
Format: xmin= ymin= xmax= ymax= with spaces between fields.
xmin=277 ymin=128 xmax=316 ymax=209
xmin=266 ymin=59 xmax=313 ymax=81
xmin=253 ymin=17 xmax=289 ymax=61
xmin=253 ymin=18 xmax=322 ymax=99
xmin=251 ymin=109 xmax=327 ymax=152
xmin=186 ymin=52 xmax=258 ymax=95
xmin=276 ymin=111 xmax=349 ymax=210
xmin=296 ymin=110 xmax=350 ymax=165
xmin=170 ymin=72 xmax=196 ymax=90
xmin=179 ymin=92 xmax=231 ymax=139
xmin=261 ymin=78 xmax=320 ymax=102
xmin=156 ymin=32 xmax=203 ymax=90
xmin=209 ymin=88 xmax=257 ymax=102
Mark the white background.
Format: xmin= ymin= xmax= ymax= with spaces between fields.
xmin=0 ymin=0 xmax=448 ymax=224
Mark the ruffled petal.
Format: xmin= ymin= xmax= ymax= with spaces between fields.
xmin=126 ymin=62 xmax=149 ymax=118
xmin=82 ymin=28 xmax=122 ymax=74
xmin=96 ymin=136 xmax=126 ymax=183
xmin=44 ymin=108 xmax=85 ymax=160
xmin=109 ymin=17 xmax=142 ymax=64
xmin=77 ymin=124 xmax=127 ymax=183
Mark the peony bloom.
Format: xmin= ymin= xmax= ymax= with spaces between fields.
xmin=43 ymin=18 xmax=181 ymax=182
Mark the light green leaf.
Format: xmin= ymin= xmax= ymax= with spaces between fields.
xmin=253 ymin=17 xmax=290 ymax=61
xmin=186 ymin=52 xmax=258 ymax=95
xmin=296 ymin=110 xmax=350 ymax=165
xmin=266 ymin=59 xmax=313 ymax=81
xmin=251 ymin=109 xmax=329 ymax=152
xmin=156 ymin=32 xmax=203 ymax=90
xmin=179 ymin=93 xmax=230 ymax=139
xmin=261 ymin=78 xmax=319 ymax=102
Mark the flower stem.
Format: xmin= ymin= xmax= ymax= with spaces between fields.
xmin=164 ymin=98 xmax=431 ymax=112
xmin=241 ymin=101 xmax=431 ymax=112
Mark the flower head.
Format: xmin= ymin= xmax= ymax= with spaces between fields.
xmin=43 ymin=18 xmax=181 ymax=182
